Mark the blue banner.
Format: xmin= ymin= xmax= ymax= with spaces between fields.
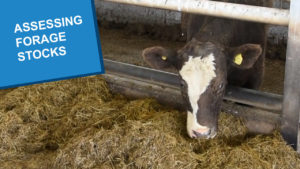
xmin=0 ymin=0 xmax=104 ymax=89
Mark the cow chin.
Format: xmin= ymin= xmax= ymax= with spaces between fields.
xmin=187 ymin=111 xmax=217 ymax=139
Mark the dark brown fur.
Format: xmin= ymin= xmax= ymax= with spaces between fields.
xmin=183 ymin=0 xmax=272 ymax=89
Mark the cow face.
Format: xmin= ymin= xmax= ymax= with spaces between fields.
xmin=142 ymin=39 xmax=262 ymax=139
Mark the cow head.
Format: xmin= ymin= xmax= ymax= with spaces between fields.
xmin=142 ymin=39 xmax=262 ymax=139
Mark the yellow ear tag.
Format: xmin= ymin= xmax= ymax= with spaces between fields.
xmin=234 ymin=53 xmax=243 ymax=65
xmin=161 ymin=56 xmax=167 ymax=61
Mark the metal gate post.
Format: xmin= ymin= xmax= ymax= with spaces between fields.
xmin=281 ymin=0 xmax=300 ymax=151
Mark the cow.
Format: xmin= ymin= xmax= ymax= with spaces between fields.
xmin=142 ymin=0 xmax=272 ymax=139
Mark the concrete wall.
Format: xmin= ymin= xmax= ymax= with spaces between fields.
xmin=95 ymin=0 xmax=289 ymax=43
xmin=95 ymin=1 xmax=181 ymax=25
xmin=269 ymin=0 xmax=289 ymax=43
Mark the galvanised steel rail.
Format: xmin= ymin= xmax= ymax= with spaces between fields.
xmin=104 ymin=0 xmax=289 ymax=25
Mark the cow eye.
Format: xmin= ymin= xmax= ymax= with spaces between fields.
xmin=180 ymin=80 xmax=186 ymax=88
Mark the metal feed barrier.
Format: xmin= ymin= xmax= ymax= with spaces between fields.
xmin=102 ymin=0 xmax=300 ymax=152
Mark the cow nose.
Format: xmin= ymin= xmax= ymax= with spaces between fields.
xmin=193 ymin=128 xmax=211 ymax=137
xmin=192 ymin=128 xmax=217 ymax=139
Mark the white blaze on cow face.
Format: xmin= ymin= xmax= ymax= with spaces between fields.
xmin=179 ymin=54 xmax=216 ymax=138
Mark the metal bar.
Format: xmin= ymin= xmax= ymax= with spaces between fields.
xmin=104 ymin=0 xmax=290 ymax=26
xmin=281 ymin=0 xmax=300 ymax=152
xmin=104 ymin=59 xmax=283 ymax=111
xmin=103 ymin=73 xmax=184 ymax=110
xmin=225 ymin=86 xmax=282 ymax=111
xmin=104 ymin=59 xmax=180 ymax=86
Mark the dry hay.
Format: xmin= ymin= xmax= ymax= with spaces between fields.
xmin=0 ymin=76 xmax=299 ymax=169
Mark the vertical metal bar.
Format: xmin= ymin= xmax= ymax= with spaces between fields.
xmin=281 ymin=0 xmax=300 ymax=151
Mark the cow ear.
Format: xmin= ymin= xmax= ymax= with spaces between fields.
xmin=228 ymin=44 xmax=262 ymax=69
xmin=142 ymin=46 xmax=180 ymax=70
